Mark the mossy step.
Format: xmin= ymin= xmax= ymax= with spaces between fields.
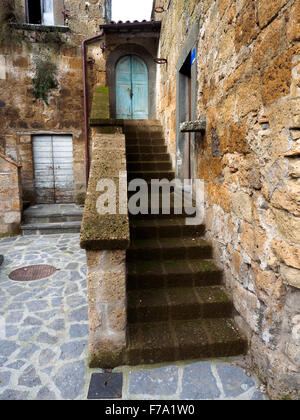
xmin=127 ymin=153 xmax=171 ymax=162
xmin=127 ymin=161 xmax=173 ymax=171
xmin=128 ymin=286 xmax=233 ymax=323
xmin=127 ymin=258 xmax=222 ymax=290
xmin=127 ymin=237 xmax=212 ymax=261
xmin=126 ymin=318 xmax=247 ymax=365
xmin=127 ymin=145 xmax=167 ymax=154
xmin=125 ymin=131 xmax=163 ymax=138
xmin=130 ymin=218 xmax=205 ymax=239
xmin=127 ymin=171 xmax=175 ymax=182
xmin=126 ymin=138 xmax=165 ymax=146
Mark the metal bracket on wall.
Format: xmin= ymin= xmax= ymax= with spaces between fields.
xmin=180 ymin=117 xmax=207 ymax=134
xmin=154 ymin=58 xmax=168 ymax=65
xmin=155 ymin=6 xmax=165 ymax=13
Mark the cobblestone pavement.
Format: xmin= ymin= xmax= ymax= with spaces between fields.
xmin=0 ymin=234 xmax=267 ymax=400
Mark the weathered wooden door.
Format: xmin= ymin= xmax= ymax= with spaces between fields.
xmin=33 ymin=135 xmax=74 ymax=204
xmin=116 ymin=55 xmax=149 ymax=119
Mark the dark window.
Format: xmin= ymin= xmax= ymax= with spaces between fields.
xmin=27 ymin=0 xmax=42 ymax=24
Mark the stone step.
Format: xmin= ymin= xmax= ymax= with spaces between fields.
xmin=128 ymin=286 xmax=233 ymax=323
xmin=127 ymin=258 xmax=222 ymax=290
xmin=127 ymin=145 xmax=167 ymax=154
xmin=130 ymin=218 xmax=205 ymax=239
xmin=126 ymin=138 xmax=165 ymax=146
xmin=23 ymin=204 xmax=83 ymax=224
xmin=126 ymin=318 xmax=247 ymax=365
xmin=127 ymin=161 xmax=173 ymax=171
xmin=21 ymin=221 xmax=81 ymax=235
xmin=127 ymin=170 xmax=175 ymax=182
xmin=126 ymin=153 xmax=171 ymax=162
xmin=127 ymin=237 xmax=212 ymax=261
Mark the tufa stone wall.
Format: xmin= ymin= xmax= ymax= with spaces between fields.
xmin=154 ymin=0 xmax=300 ymax=399
xmin=0 ymin=0 xmax=108 ymax=204
xmin=0 ymin=153 xmax=22 ymax=236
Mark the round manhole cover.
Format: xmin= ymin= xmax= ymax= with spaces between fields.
xmin=9 ymin=265 xmax=58 ymax=282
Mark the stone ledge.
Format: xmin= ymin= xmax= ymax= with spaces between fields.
xmin=12 ymin=23 xmax=70 ymax=33
xmin=89 ymin=118 xmax=124 ymax=127
xmin=180 ymin=117 xmax=206 ymax=133
xmin=80 ymin=133 xmax=130 ymax=251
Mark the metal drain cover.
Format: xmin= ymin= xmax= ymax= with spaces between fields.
xmin=87 ymin=373 xmax=122 ymax=399
xmin=9 ymin=265 xmax=57 ymax=282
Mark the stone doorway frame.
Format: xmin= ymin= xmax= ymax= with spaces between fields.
xmin=176 ymin=20 xmax=199 ymax=182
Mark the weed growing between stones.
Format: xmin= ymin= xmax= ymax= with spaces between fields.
xmin=31 ymin=56 xmax=58 ymax=105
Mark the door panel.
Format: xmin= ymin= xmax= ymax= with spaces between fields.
xmin=52 ymin=135 xmax=74 ymax=203
xmin=131 ymin=56 xmax=149 ymax=119
xmin=33 ymin=135 xmax=74 ymax=204
xmin=33 ymin=136 xmax=55 ymax=204
xmin=116 ymin=56 xmax=132 ymax=119
xmin=116 ymin=55 xmax=148 ymax=119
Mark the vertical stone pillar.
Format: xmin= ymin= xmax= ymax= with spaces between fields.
xmin=86 ymin=250 xmax=127 ymax=368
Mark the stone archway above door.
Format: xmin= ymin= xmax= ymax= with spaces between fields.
xmin=106 ymin=44 xmax=156 ymax=119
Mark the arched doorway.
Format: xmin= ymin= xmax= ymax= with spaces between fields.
xmin=116 ymin=55 xmax=149 ymax=119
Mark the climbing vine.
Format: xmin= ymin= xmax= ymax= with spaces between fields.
xmin=31 ymin=56 xmax=58 ymax=105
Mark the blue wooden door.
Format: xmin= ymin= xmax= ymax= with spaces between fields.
xmin=116 ymin=55 xmax=149 ymax=119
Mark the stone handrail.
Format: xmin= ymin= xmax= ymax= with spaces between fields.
xmin=80 ymin=85 xmax=129 ymax=368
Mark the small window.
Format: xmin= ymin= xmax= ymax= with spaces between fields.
xmin=26 ymin=0 xmax=55 ymax=26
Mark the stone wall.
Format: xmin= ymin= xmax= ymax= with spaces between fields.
xmin=0 ymin=0 xmax=108 ymax=204
xmin=0 ymin=153 xmax=22 ymax=236
xmin=154 ymin=0 xmax=300 ymax=399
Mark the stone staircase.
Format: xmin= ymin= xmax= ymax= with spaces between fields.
xmin=124 ymin=120 xmax=247 ymax=365
xmin=21 ymin=204 xmax=83 ymax=235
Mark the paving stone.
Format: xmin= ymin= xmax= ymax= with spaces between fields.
xmin=5 ymin=312 xmax=23 ymax=324
xmin=216 ymin=364 xmax=255 ymax=398
xmin=66 ymin=295 xmax=86 ymax=308
xmin=36 ymin=386 xmax=57 ymax=400
xmin=0 ymin=389 xmax=29 ymax=400
xmin=17 ymin=344 xmax=39 ymax=359
xmin=69 ymin=306 xmax=88 ymax=322
xmin=180 ymin=362 xmax=221 ymax=400
xmin=0 ymin=371 xmax=11 ymax=387
xmin=6 ymin=360 xmax=26 ymax=370
xmin=60 ymin=340 xmax=87 ymax=360
xmin=18 ymin=365 xmax=42 ymax=388
xmin=70 ymin=272 xmax=82 ymax=281
xmin=36 ymin=332 xmax=58 ymax=345
xmin=22 ymin=316 xmax=43 ymax=327
xmin=69 ymin=324 xmax=89 ymax=339
xmin=26 ymin=300 xmax=49 ymax=312
xmin=65 ymin=283 xmax=79 ymax=295
xmin=0 ymin=357 xmax=8 ymax=365
xmin=0 ymin=340 xmax=18 ymax=357
xmin=19 ymin=328 xmax=40 ymax=341
xmin=54 ymin=360 xmax=86 ymax=400
xmin=251 ymin=390 xmax=266 ymax=400
xmin=129 ymin=366 xmax=178 ymax=396
xmin=5 ymin=325 xmax=18 ymax=338
xmin=39 ymin=349 xmax=56 ymax=366
xmin=48 ymin=319 xmax=65 ymax=331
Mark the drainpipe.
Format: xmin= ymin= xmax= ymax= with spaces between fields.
xmin=82 ymin=30 xmax=105 ymax=187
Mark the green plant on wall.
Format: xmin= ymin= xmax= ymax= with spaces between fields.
xmin=31 ymin=56 xmax=58 ymax=105
xmin=0 ymin=0 xmax=23 ymax=47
